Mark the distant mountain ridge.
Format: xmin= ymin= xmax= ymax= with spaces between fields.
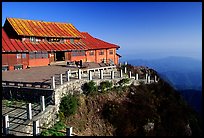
xmin=128 ymin=56 xmax=202 ymax=90
xmin=127 ymin=56 xmax=202 ymax=115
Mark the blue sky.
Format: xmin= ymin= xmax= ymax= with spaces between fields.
xmin=2 ymin=2 xmax=202 ymax=61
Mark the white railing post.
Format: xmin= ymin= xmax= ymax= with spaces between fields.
xmin=135 ymin=73 xmax=139 ymax=80
xmin=154 ymin=75 xmax=157 ymax=82
xmin=124 ymin=67 xmax=127 ymax=74
xmin=33 ymin=120 xmax=40 ymax=136
xmin=100 ymin=70 xmax=103 ymax=79
xmin=3 ymin=115 xmax=9 ymax=135
xmin=148 ymin=76 xmax=151 ymax=84
xmin=145 ymin=74 xmax=148 ymax=83
xmin=89 ymin=71 xmax=92 ymax=80
xmin=66 ymin=127 xmax=73 ymax=136
xmin=129 ymin=71 xmax=132 ymax=78
xmin=40 ymin=96 xmax=45 ymax=112
xmin=27 ymin=103 xmax=32 ymax=120
xmin=120 ymin=69 xmax=123 ymax=78
xmin=60 ymin=74 xmax=63 ymax=85
xmin=51 ymin=76 xmax=55 ymax=89
xmin=66 ymin=70 xmax=70 ymax=82
xmin=111 ymin=71 xmax=114 ymax=79
xmin=78 ymin=69 xmax=81 ymax=79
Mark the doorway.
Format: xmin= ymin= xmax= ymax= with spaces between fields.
xmin=55 ymin=51 xmax=65 ymax=61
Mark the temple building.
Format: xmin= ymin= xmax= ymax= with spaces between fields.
xmin=2 ymin=18 xmax=121 ymax=71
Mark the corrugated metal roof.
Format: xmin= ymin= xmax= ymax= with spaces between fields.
xmin=6 ymin=18 xmax=83 ymax=38
xmin=2 ymin=28 xmax=87 ymax=52
xmin=81 ymin=32 xmax=120 ymax=50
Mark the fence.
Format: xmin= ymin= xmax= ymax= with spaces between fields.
xmin=2 ymin=115 xmax=75 ymax=136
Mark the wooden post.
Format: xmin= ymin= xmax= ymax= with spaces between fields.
xmin=33 ymin=120 xmax=40 ymax=136
xmin=3 ymin=115 xmax=9 ymax=135
xmin=27 ymin=103 xmax=32 ymax=120
xmin=60 ymin=74 xmax=63 ymax=85
xmin=154 ymin=75 xmax=157 ymax=82
xmin=89 ymin=71 xmax=92 ymax=80
xmin=148 ymin=76 xmax=151 ymax=84
xmin=78 ymin=69 xmax=81 ymax=79
xmin=66 ymin=127 xmax=73 ymax=136
xmin=66 ymin=70 xmax=70 ymax=81
xmin=111 ymin=71 xmax=114 ymax=79
xmin=51 ymin=76 xmax=55 ymax=89
xmin=135 ymin=73 xmax=139 ymax=80
xmin=100 ymin=70 xmax=103 ymax=79
xmin=40 ymin=96 xmax=45 ymax=112
xmin=124 ymin=67 xmax=127 ymax=74
xmin=129 ymin=71 xmax=132 ymax=78
xmin=120 ymin=69 xmax=123 ymax=78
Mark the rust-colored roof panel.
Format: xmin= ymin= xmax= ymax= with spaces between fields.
xmin=6 ymin=18 xmax=83 ymax=38
xmin=81 ymin=32 xmax=120 ymax=50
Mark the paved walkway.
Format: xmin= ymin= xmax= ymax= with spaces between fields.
xmin=2 ymin=101 xmax=41 ymax=136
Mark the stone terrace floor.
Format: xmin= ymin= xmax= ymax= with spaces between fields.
xmin=2 ymin=62 xmax=110 ymax=83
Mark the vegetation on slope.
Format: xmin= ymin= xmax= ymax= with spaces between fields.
xmin=41 ymin=65 xmax=202 ymax=136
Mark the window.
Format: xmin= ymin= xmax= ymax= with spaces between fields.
xmin=2 ymin=65 xmax=9 ymax=71
xmin=16 ymin=54 xmax=21 ymax=59
xmin=22 ymin=53 xmax=26 ymax=58
xmin=30 ymin=37 xmax=36 ymax=42
xmin=41 ymin=51 xmax=48 ymax=58
xmin=14 ymin=64 xmax=23 ymax=70
xmin=71 ymin=50 xmax=85 ymax=56
xmin=99 ymin=50 xmax=104 ymax=55
xmin=89 ymin=51 xmax=94 ymax=56
xmin=60 ymin=38 xmax=65 ymax=43
xmin=109 ymin=50 xmax=113 ymax=55
xmin=70 ymin=38 xmax=74 ymax=43
xmin=29 ymin=52 xmax=35 ymax=59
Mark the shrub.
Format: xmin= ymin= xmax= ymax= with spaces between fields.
xmin=40 ymin=121 xmax=66 ymax=136
xmin=59 ymin=94 xmax=78 ymax=117
xmin=99 ymin=81 xmax=113 ymax=93
xmin=82 ymin=81 xmax=98 ymax=95
xmin=118 ymin=78 xmax=130 ymax=86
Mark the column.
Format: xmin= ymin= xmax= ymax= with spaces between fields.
xmin=66 ymin=70 xmax=70 ymax=81
xmin=51 ymin=76 xmax=55 ymax=89
xmin=154 ymin=75 xmax=157 ymax=82
xmin=66 ymin=127 xmax=73 ymax=136
xmin=33 ymin=120 xmax=40 ymax=136
xmin=111 ymin=71 xmax=114 ymax=79
xmin=100 ymin=70 xmax=104 ymax=79
xmin=40 ymin=96 xmax=45 ymax=112
xmin=27 ymin=103 xmax=32 ymax=120
xmin=124 ymin=67 xmax=127 ymax=74
xmin=3 ymin=115 xmax=9 ymax=135
xmin=89 ymin=71 xmax=92 ymax=80
xmin=78 ymin=69 xmax=81 ymax=79
xmin=120 ymin=69 xmax=123 ymax=78
xmin=148 ymin=76 xmax=151 ymax=84
xmin=60 ymin=74 xmax=63 ymax=85
xmin=135 ymin=73 xmax=139 ymax=80
xmin=129 ymin=71 xmax=132 ymax=78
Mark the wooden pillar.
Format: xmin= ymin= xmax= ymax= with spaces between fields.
xmin=66 ymin=70 xmax=70 ymax=81
xmin=60 ymin=74 xmax=63 ymax=85
xmin=89 ymin=71 xmax=92 ymax=80
xmin=100 ymin=70 xmax=104 ymax=79
xmin=120 ymin=69 xmax=123 ymax=78
xmin=135 ymin=73 xmax=139 ymax=80
xmin=33 ymin=120 xmax=40 ymax=136
xmin=27 ymin=103 xmax=32 ymax=120
xmin=78 ymin=69 xmax=81 ymax=79
xmin=40 ymin=96 xmax=45 ymax=112
xmin=66 ymin=127 xmax=73 ymax=136
xmin=3 ymin=115 xmax=9 ymax=135
xmin=51 ymin=76 xmax=55 ymax=89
